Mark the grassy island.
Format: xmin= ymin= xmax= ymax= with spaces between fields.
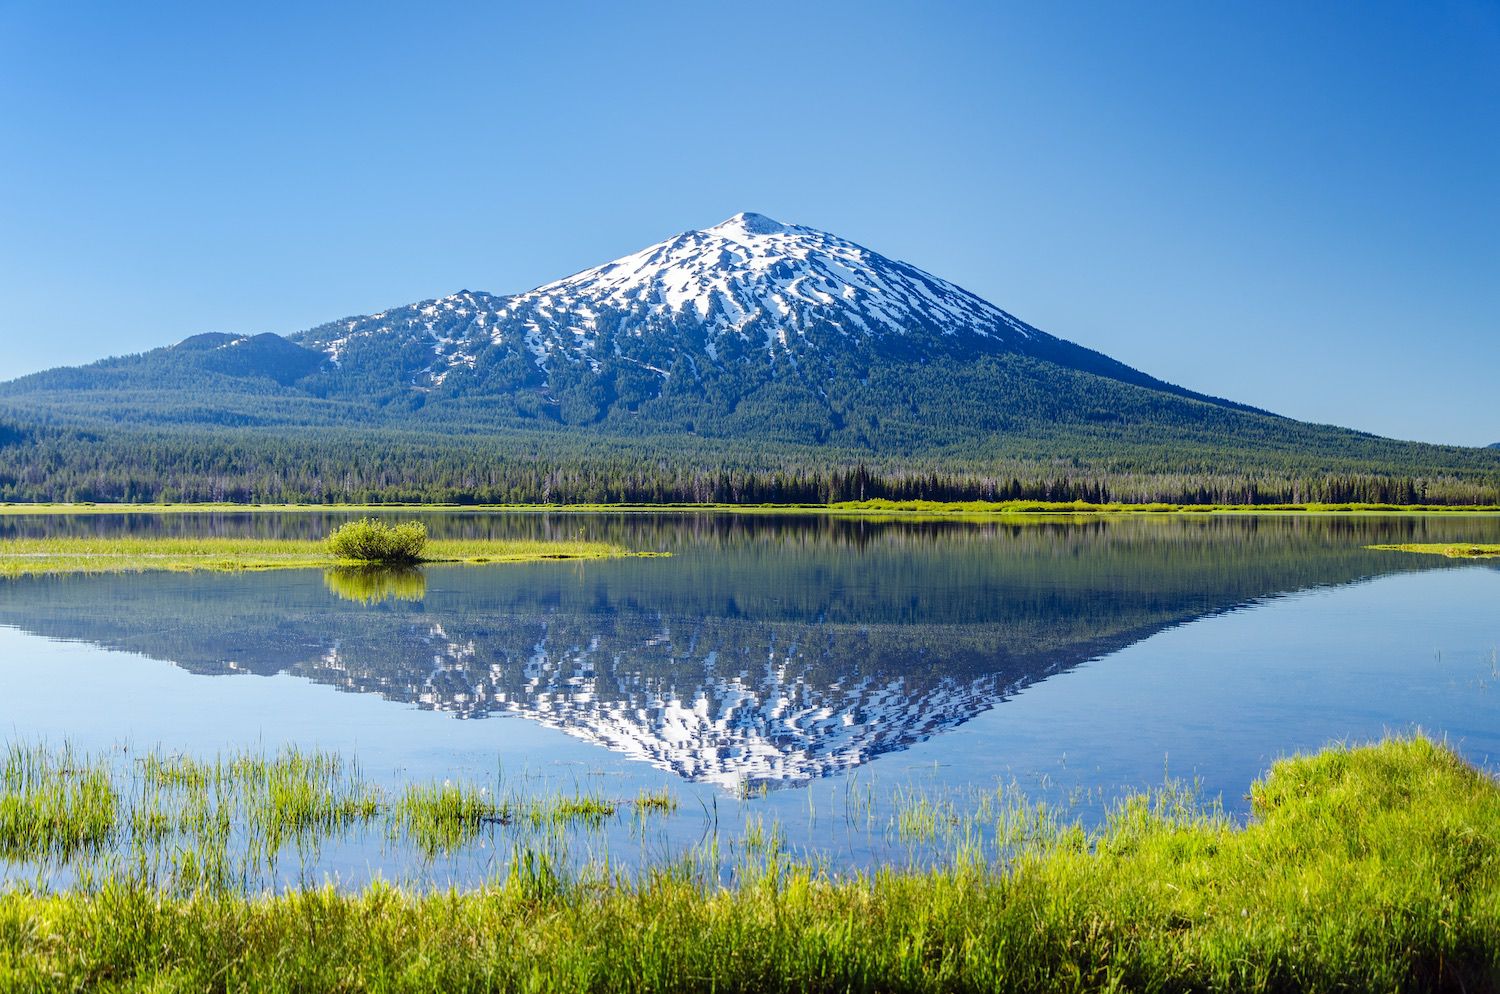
xmin=1369 ymin=543 xmax=1500 ymax=559
xmin=0 ymin=736 xmax=1495 ymax=992
xmin=0 ymin=533 xmax=638 ymax=577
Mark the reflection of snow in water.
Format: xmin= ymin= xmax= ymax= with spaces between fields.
xmin=306 ymin=621 xmax=1052 ymax=793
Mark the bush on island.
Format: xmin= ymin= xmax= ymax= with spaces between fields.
xmin=326 ymin=518 xmax=427 ymax=564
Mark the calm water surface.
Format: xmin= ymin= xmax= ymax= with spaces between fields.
xmin=1 ymin=512 xmax=1497 ymax=887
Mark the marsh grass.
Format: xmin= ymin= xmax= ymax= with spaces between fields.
xmin=230 ymin=750 xmax=382 ymax=847
xmin=0 ymin=744 xmax=116 ymax=861
xmin=109 ymin=748 xmax=385 ymax=892
xmin=391 ymin=781 xmax=639 ymax=856
xmin=537 ymin=794 xmax=617 ymax=828
xmin=890 ymin=787 xmax=959 ymax=844
xmin=392 ymin=782 xmax=507 ymax=856
xmin=631 ymin=789 xmax=678 ymax=816
xmin=4 ymin=744 xmax=681 ymax=883
xmin=0 ymin=737 xmax=1495 ymax=991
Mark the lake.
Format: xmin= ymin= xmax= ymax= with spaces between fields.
xmin=1 ymin=510 xmax=1497 ymax=889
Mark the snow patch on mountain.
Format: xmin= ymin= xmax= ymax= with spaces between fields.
xmin=501 ymin=211 xmax=1035 ymax=354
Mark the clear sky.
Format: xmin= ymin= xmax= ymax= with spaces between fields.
xmin=1 ymin=1 xmax=1496 ymax=445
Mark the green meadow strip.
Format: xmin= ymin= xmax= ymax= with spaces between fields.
xmin=1369 ymin=542 xmax=1500 ymax=559
xmin=0 ymin=535 xmax=642 ymax=576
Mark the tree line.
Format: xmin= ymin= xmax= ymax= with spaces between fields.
xmin=0 ymin=422 xmax=1496 ymax=506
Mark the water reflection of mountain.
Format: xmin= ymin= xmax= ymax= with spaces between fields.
xmin=0 ymin=515 xmax=1492 ymax=790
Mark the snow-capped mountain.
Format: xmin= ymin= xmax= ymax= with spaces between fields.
xmin=302 ymin=212 xmax=1049 ymax=379
xmin=1 ymin=210 xmax=1298 ymax=455
xmin=292 ymin=212 xmax=1197 ymax=417
xmin=524 ymin=211 xmax=1036 ymax=346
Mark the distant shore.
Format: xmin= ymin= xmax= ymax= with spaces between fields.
xmin=3 ymin=498 xmax=1500 ymax=517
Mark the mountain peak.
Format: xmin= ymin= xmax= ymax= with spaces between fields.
xmin=709 ymin=212 xmax=790 ymax=237
xmin=503 ymin=210 xmax=1035 ymax=357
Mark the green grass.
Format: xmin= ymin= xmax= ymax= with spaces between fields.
xmin=0 ymin=744 xmax=117 ymax=861
xmin=391 ymin=783 xmax=637 ymax=855
xmin=1 ymin=741 xmax=681 ymax=878
xmin=631 ymin=789 xmax=679 ymax=816
xmin=0 ymin=737 xmax=1495 ymax=991
xmin=228 ymin=750 xmax=382 ymax=846
xmin=0 ymin=534 xmax=643 ymax=576
xmin=392 ymin=782 xmax=508 ymax=855
xmin=1369 ymin=542 xmax=1500 ymax=559
xmin=535 ymin=794 xmax=618 ymax=828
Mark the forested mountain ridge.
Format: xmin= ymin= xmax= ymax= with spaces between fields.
xmin=0 ymin=213 xmax=1497 ymax=504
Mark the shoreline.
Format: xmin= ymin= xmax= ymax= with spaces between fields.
xmin=3 ymin=498 xmax=1500 ymax=517
xmin=1369 ymin=542 xmax=1500 ymax=559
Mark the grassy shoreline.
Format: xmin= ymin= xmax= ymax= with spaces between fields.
xmin=0 ymin=736 xmax=1494 ymax=991
xmin=1369 ymin=543 xmax=1500 ymax=559
xmin=0 ymin=535 xmax=641 ymax=576
xmin=3 ymin=498 xmax=1500 ymax=517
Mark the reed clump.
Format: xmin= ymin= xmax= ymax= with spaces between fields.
xmin=0 ymin=744 xmax=117 ymax=860
xmin=230 ymin=750 xmax=382 ymax=843
xmin=390 ymin=782 xmax=636 ymax=855
xmin=392 ymin=782 xmax=508 ymax=855
xmin=631 ymin=789 xmax=678 ymax=815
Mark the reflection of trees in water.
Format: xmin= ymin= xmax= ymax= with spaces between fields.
xmin=2 ymin=508 xmax=1496 ymax=553
xmin=322 ymin=566 xmax=426 ymax=605
xmin=0 ymin=515 xmax=1492 ymax=788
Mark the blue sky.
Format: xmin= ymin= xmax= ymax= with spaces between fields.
xmin=1 ymin=1 xmax=1496 ymax=445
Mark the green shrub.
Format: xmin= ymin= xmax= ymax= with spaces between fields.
xmin=325 ymin=518 xmax=427 ymax=564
